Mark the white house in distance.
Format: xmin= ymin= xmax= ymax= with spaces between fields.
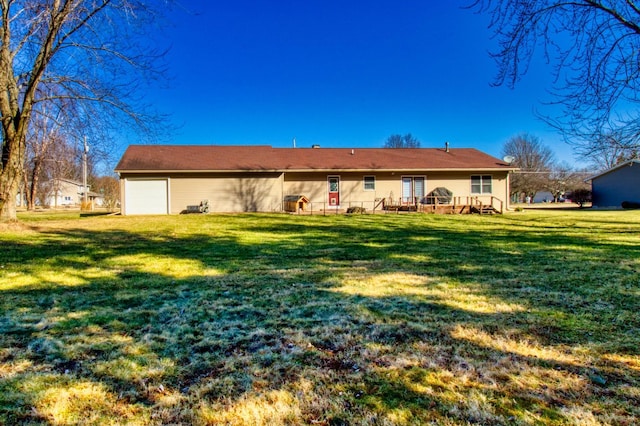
xmin=590 ymin=160 xmax=640 ymax=208
xmin=44 ymin=178 xmax=102 ymax=208
xmin=115 ymin=145 xmax=516 ymax=215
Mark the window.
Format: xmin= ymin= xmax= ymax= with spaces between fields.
xmin=363 ymin=176 xmax=375 ymax=191
xmin=471 ymin=175 xmax=492 ymax=194
xmin=402 ymin=176 xmax=425 ymax=203
xmin=329 ymin=177 xmax=339 ymax=192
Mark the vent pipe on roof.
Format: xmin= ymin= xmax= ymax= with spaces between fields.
xmin=293 ymin=137 xmax=296 ymax=148
xmin=445 ymin=141 xmax=450 ymax=153
xmin=351 ymin=149 xmax=354 ymax=155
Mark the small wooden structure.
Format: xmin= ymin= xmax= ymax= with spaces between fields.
xmin=284 ymin=195 xmax=310 ymax=213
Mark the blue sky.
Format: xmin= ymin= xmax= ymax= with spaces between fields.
xmin=147 ymin=1 xmax=577 ymax=164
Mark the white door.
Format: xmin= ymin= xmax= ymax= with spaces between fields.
xmin=402 ymin=177 xmax=412 ymax=203
xmin=402 ymin=176 xmax=426 ymax=204
xmin=124 ymin=179 xmax=168 ymax=215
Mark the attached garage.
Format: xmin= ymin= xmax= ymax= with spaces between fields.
xmin=123 ymin=179 xmax=168 ymax=215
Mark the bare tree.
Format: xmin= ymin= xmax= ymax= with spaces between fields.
xmin=568 ymin=188 xmax=592 ymax=208
xmin=502 ymin=133 xmax=555 ymax=201
xmin=572 ymin=128 xmax=640 ymax=171
xmin=91 ymin=175 xmax=119 ymax=211
xmin=580 ymin=131 xmax=630 ymax=170
xmin=471 ymin=1 xmax=640 ymax=160
xmin=0 ymin=1 xmax=169 ymax=221
xmin=544 ymin=162 xmax=591 ymax=203
xmin=544 ymin=163 xmax=571 ymax=203
xmin=23 ymin=102 xmax=68 ymax=209
xmin=384 ymin=134 xmax=421 ymax=148
xmin=40 ymin=139 xmax=80 ymax=208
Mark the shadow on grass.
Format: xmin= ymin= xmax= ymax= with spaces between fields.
xmin=1 ymin=213 xmax=639 ymax=424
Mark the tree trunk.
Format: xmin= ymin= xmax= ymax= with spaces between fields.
xmin=28 ymin=176 xmax=37 ymax=210
xmin=27 ymin=160 xmax=43 ymax=211
xmin=0 ymin=165 xmax=22 ymax=221
xmin=0 ymin=127 xmax=27 ymax=221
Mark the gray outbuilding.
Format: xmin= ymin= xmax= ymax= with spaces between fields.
xmin=590 ymin=160 xmax=640 ymax=208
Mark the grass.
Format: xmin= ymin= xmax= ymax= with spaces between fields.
xmin=0 ymin=209 xmax=639 ymax=425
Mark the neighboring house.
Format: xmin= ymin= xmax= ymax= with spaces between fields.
xmin=45 ymin=178 xmax=103 ymax=207
xmin=532 ymin=191 xmax=568 ymax=203
xmin=533 ymin=191 xmax=553 ymax=203
xmin=114 ymin=145 xmax=516 ymax=215
xmin=589 ymin=160 xmax=640 ymax=208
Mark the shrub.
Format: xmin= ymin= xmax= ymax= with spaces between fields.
xmin=346 ymin=206 xmax=366 ymax=214
xmin=568 ymin=189 xmax=591 ymax=207
xmin=622 ymin=201 xmax=640 ymax=209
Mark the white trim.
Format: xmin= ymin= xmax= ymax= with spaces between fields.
xmin=124 ymin=178 xmax=169 ymax=215
xmin=400 ymin=175 xmax=426 ymax=203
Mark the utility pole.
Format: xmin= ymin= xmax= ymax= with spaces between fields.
xmin=83 ymin=137 xmax=88 ymax=206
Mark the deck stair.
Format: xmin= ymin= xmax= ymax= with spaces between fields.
xmin=471 ymin=204 xmax=499 ymax=215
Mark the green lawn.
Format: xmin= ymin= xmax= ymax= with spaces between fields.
xmin=1 ymin=210 xmax=639 ymax=425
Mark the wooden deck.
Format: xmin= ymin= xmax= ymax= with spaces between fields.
xmin=381 ymin=196 xmax=504 ymax=215
xmin=284 ymin=196 xmax=504 ymax=215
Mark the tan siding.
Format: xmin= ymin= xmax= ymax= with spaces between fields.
xmin=169 ymin=173 xmax=283 ymax=213
xmin=283 ymin=172 xmax=383 ymax=210
xmin=425 ymin=172 xmax=508 ymax=198
xmin=282 ymin=173 xmax=327 ymax=202
xmin=283 ymin=171 xmax=511 ymax=210
xmin=119 ymin=170 xmax=511 ymax=214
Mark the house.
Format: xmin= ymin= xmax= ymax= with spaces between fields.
xmin=44 ymin=178 xmax=103 ymax=208
xmin=114 ymin=145 xmax=516 ymax=215
xmin=590 ymin=160 xmax=640 ymax=208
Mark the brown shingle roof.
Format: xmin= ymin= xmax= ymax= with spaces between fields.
xmin=115 ymin=145 xmax=514 ymax=173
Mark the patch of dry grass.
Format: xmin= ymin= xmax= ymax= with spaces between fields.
xmin=1 ymin=210 xmax=639 ymax=424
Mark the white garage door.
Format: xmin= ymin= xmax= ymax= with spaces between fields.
xmin=125 ymin=179 xmax=168 ymax=215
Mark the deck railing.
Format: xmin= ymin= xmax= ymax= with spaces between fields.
xmin=284 ymin=195 xmax=504 ymax=215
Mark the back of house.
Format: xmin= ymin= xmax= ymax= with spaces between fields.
xmin=114 ymin=145 xmax=516 ymax=215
